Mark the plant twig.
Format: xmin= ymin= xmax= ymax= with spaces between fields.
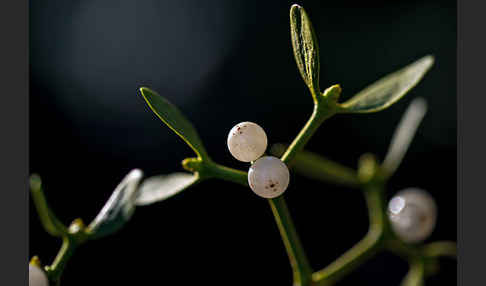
xmin=312 ymin=184 xmax=386 ymax=285
xmin=422 ymin=241 xmax=457 ymax=259
xmin=400 ymin=258 xmax=425 ymax=286
xmin=269 ymin=197 xmax=313 ymax=286
xmin=271 ymin=88 xmax=342 ymax=285
xmin=201 ymin=161 xmax=313 ymax=286
xmin=270 ymin=144 xmax=359 ymax=188
xmin=46 ymin=237 xmax=77 ymax=285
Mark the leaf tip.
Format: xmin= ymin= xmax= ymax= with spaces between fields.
xmin=424 ymin=54 xmax=435 ymax=65
xmin=290 ymin=4 xmax=308 ymax=26
xmin=290 ymin=4 xmax=303 ymax=13
xmin=411 ymin=97 xmax=428 ymax=115
xmin=139 ymin=86 xmax=151 ymax=97
xmin=290 ymin=4 xmax=307 ymax=28
xmin=414 ymin=55 xmax=435 ymax=74
xmin=29 ymin=173 xmax=42 ymax=192
xmin=127 ymin=168 xmax=144 ymax=181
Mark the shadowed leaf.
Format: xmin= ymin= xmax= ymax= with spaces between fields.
xmin=87 ymin=169 xmax=143 ymax=239
xmin=135 ymin=173 xmax=199 ymax=206
xmin=339 ymin=55 xmax=434 ymax=113
xmin=382 ymin=98 xmax=427 ymax=177
xmin=139 ymin=87 xmax=209 ymax=159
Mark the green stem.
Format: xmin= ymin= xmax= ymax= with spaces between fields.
xmin=400 ymin=258 xmax=425 ymax=286
xmin=269 ymin=197 xmax=313 ymax=286
xmin=197 ymin=89 xmax=339 ymax=286
xmin=201 ymin=160 xmax=313 ymax=285
xmin=312 ymin=185 xmax=386 ymax=285
xmin=203 ymin=161 xmax=248 ymax=186
xmin=422 ymin=241 xmax=457 ymax=259
xmin=46 ymin=237 xmax=77 ymax=284
xmin=281 ymin=105 xmax=334 ymax=166
xmin=385 ymin=239 xmax=421 ymax=261
xmin=273 ymin=101 xmax=337 ymax=285
xmin=312 ymin=231 xmax=382 ymax=286
xmin=270 ymin=144 xmax=359 ymax=188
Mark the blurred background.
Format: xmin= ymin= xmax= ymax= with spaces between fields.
xmin=29 ymin=0 xmax=456 ymax=285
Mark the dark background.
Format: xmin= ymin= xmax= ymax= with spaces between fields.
xmin=29 ymin=0 xmax=456 ymax=285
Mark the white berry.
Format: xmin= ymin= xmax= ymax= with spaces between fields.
xmin=248 ymin=156 xmax=289 ymax=198
xmin=29 ymin=265 xmax=49 ymax=286
xmin=388 ymin=188 xmax=437 ymax=243
xmin=227 ymin=122 xmax=268 ymax=162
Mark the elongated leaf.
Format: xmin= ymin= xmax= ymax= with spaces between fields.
xmin=87 ymin=169 xmax=143 ymax=239
xmin=382 ymin=98 xmax=427 ymax=177
xmin=339 ymin=55 xmax=434 ymax=113
xmin=290 ymin=4 xmax=320 ymax=97
xmin=135 ymin=173 xmax=199 ymax=206
xmin=140 ymin=87 xmax=209 ymax=159
xmin=30 ymin=174 xmax=68 ymax=237
xmin=270 ymin=144 xmax=359 ymax=188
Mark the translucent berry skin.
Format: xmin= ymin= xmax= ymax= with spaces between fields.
xmin=248 ymin=156 xmax=290 ymax=198
xmin=29 ymin=265 xmax=49 ymax=286
xmin=227 ymin=122 xmax=268 ymax=162
xmin=388 ymin=188 xmax=437 ymax=243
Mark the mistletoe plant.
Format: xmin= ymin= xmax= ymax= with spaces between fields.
xmin=29 ymin=4 xmax=456 ymax=286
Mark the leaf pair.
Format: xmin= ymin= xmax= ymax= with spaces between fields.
xmin=271 ymin=97 xmax=428 ymax=186
xmin=30 ymin=169 xmax=147 ymax=240
xmin=290 ymin=4 xmax=434 ymax=113
xmin=137 ymin=87 xmax=205 ymax=206
xmin=135 ymin=4 xmax=435 ymax=204
xmin=30 ymin=167 xmax=191 ymax=239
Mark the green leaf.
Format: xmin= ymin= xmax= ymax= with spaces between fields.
xmin=382 ymin=98 xmax=427 ymax=177
xmin=338 ymin=55 xmax=434 ymax=113
xmin=139 ymin=87 xmax=209 ymax=159
xmin=135 ymin=173 xmax=199 ymax=206
xmin=30 ymin=174 xmax=68 ymax=237
xmin=87 ymin=169 xmax=143 ymax=239
xmin=270 ymin=144 xmax=359 ymax=188
xmin=290 ymin=4 xmax=320 ymax=98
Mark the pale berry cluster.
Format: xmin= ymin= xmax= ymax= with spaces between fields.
xmin=387 ymin=188 xmax=437 ymax=243
xmin=227 ymin=122 xmax=289 ymax=198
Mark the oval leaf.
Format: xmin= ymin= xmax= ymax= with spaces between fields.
xmin=338 ymin=55 xmax=434 ymax=113
xmin=30 ymin=174 xmax=68 ymax=237
xmin=87 ymin=169 xmax=143 ymax=239
xmin=135 ymin=173 xmax=199 ymax=206
xmin=139 ymin=87 xmax=209 ymax=159
xmin=382 ymin=98 xmax=427 ymax=177
xmin=290 ymin=4 xmax=320 ymax=97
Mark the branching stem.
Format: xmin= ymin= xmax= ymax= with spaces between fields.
xmin=46 ymin=237 xmax=77 ymax=285
xmin=198 ymin=87 xmax=340 ymax=286
xmin=312 ymin=184 xmax=386 ymax=285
